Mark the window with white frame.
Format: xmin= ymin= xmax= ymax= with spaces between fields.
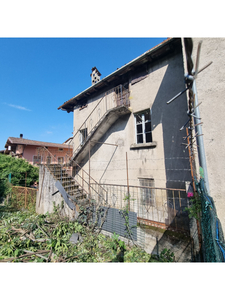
xmin=134 ymin=110 xmax=152 ymax=144
xmin=139 ymin=178 xmax=155 ymax=206
xmin=33 ymin=156 xmax=42 ymax=165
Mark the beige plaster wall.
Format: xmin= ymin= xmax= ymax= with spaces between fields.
xmin=191 ymin=38 xmax=225 ymax=231
xmin=73 ymin=48 xmax=191 ymax=193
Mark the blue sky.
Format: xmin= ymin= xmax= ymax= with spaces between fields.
xmin=0 ymin=38 xmax=167 ymax=149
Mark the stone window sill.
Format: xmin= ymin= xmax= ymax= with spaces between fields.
xmin=130 ymin=141 xmax=157 ymax=150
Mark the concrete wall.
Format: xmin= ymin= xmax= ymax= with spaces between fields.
xmin=190 ymin=38 xmax=225 ymax=233
xmin=73 ymin=46 xmax=191 ymax=191
xmin=142 ymin=226 xmax=192 ymax=262
xmin=36 ymin=165 xmax=76 ymax=219
xmin=101 ymin=226 xmax=192 ymax=262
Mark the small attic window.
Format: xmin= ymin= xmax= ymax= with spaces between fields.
xmin=58 ymin=148 xmax=63 ymax=152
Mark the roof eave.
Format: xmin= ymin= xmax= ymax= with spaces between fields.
xmin=58 ymin=38 xmax=176 ymax=111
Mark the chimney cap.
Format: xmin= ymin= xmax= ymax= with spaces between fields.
xmin=91 ymin=67 xmax=101 ymax=77
xmin=20 ymin=134 xmax=23 ymax=138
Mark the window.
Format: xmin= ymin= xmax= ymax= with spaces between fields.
xmin=46 ymin=156 xmax=51 ymax=164
xmin=79 ymin=128 xmax=87 ymax=145
xmin=139 ymin=178 xmax=155 ymax=206
xmin=58 ymin=157 xmax=64 ymax=165
xmin=33 ymin=156 xmax=42 ymax=164
xmin=58 ymin=148 xmax=63 ymax=152
xmin=135 ymin=110 xmax=152 ymax=144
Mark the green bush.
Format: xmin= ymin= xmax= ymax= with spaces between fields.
xmin=0 ymin=154 xmax=39 ymax=198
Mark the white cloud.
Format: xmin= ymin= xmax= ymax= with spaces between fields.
xmin=3 ymin=103 xmax=32 ymax=111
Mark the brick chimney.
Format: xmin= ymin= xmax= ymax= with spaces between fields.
xmin=90 ymin=67 xmax=101 ymax=85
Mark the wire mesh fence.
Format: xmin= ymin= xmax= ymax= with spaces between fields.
xmin=10 ymin=186 xmax=37 ymax=210
xmin=196 ymin=178 xmax=225 ymax=262
xmin=0 ymin=171 xmax=38 ymax=210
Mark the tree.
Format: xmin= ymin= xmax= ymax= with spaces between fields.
xmin=0 ymin=154 xmax=39 ymax=198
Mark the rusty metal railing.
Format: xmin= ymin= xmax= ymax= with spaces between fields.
xmin=91 ymin=183 xmax=189 ymax=233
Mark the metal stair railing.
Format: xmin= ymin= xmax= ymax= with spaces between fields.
xmin=70 ymin=84 xmax=130 ymax=161
xmin=39 ymin=146 xmax=108 ymax=207
xmin=73 ymin=161 xmax=108 ymax=206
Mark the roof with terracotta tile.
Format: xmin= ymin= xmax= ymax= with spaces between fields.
xmin=5 ymin=137 xmax=72 ymax=149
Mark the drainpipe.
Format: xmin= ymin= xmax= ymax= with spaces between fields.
xmin=192 ymin=80 xmax=210 ymax=194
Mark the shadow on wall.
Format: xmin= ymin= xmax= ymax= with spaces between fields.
xmin=77 ymin=114 xmax=130 ymax=179
xmin=149 ymin=226 xmax=193 ymax=262
xmin=151 ymin=50 xmax=191 ymax=190
xmin=147 ymin=217 xmax=202 ymax=262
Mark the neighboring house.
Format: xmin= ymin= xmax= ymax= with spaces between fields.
xmin=4 ymin=134 xmax=72 ymax=165
xmin=63 ymin=137 xmax=73 ymax=145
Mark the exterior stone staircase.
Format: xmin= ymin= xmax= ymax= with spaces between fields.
xmin=46 ymin=164 xmax=89 ymax=207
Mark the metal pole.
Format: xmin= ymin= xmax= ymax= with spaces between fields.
xmin=192 ymin=80 xmax=210 ymax=194
xmin=25 ymin=172 xmax=27 ymax=208
xmin=126 ymin=152 xmax=130 ymax=210
xmin=186 ymin=127 xmax=196 ymax=192
xmin=89 ymin=140 xmax=91 ymax=200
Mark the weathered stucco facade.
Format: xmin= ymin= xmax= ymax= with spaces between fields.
xmin=186 ymin=38 xmax=225 ymax=232
xmin=71 ymin=39 xmax=191 ymax=192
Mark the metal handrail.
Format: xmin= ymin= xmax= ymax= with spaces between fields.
xmin=74 ymin=161 xmax=107 ymax=193
xmin=41 ymin=148 xmax=107 ymax=204
xmin=70 ymin=84 xmax=130 ymax=160
xmin=91 ymin=182 xmax=186 ymax=192
xmin=74 ymin=171 xmax=106 ymax=203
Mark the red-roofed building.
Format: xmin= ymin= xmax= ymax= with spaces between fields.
xmin=4 ymin=134 xmax=72 ymax=165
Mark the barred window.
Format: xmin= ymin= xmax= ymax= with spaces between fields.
xmin=46 ymin=156 xmax=51 ymax=164
xmin=139 ymin=178 xmax=155 ymax=206
xmin=33 ymin=155 xmax=42 ymax=165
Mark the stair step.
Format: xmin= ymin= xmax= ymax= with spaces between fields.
xmin=69 ymin=189 xmax=84 ymax=196
xmin=63 ymin=184 xmax=79 ymax=189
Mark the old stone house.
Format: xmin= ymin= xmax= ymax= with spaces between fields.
xmin=57 ymin=38 xmax=192 ymax=230
xmin=37 ymin=37 xmax=225 ymax=260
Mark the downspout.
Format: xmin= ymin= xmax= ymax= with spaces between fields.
xmin=181 ymin=37 xmax=210 ymax=195
xmin=192 ymin=78 xmax=210 ymax=195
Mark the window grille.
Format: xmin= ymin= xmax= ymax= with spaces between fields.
xmin=139 ymin=178 xmax=155 ymax=206
xmin=33 ymin=155 xmax=42 ymax=164
xmin=58 ymin=157 xmax=64 ymax=165
xmin=46 ymin=156 xmax=51 ymax=164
